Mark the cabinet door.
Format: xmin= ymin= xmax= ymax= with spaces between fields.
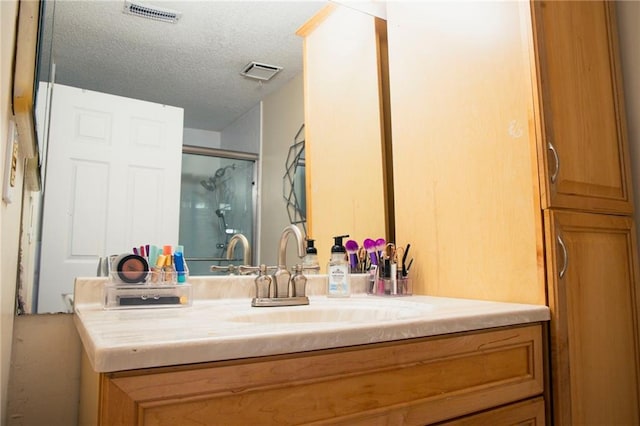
xmin=533 ymin=1 xmax=633 ymax=214
xmin=545 ymin=210 xmax=640 ymax=425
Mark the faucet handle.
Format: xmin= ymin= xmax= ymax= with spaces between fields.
xmin=238 ymin=265 xmax=260 ymax=275
xmin=210 ymin=264 xmax=244 ymax=275
xmin=292 ymin=264 xmax=308 ymax=297
xmin=239 ymin=264 xmax=277 ymax=275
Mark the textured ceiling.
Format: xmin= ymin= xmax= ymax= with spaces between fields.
xmin=42 ymin=1 xmax=326 ymax=131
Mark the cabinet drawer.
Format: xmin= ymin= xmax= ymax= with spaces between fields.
xmin=440 ymin=397 xmax=545 ymax=426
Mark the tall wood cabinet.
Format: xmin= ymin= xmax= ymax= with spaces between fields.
xmin=532 ymin=1 xmax=634 ymax=214
xmin=545 ymin=211 xmax=640 ymax=425
xmin=387 ymin=1 xmax=640 ymax=424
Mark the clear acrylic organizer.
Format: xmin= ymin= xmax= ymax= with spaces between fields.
xmin=103 ymin=261 xmax=192 ymax=309
xmin=367 ymin=277 xmax=413 ymax=297
xmin=103 ymin=282 xmax=192 ymax=309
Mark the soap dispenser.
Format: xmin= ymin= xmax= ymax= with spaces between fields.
xmin=303 ymin=238 xmax=319 ymax=274
xmin=327 ymin=234 xmax=350 ymax=297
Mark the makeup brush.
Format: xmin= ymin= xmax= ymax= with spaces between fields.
xmin=345 ymin=240 xmax=359 ymax=273
xmin=375 ymin=238 xmax=386 ymax=264
xmin=363 ymin=238 xmax=378 ymax=266
xmin=402 ymin=243 xmax=411 ymax=277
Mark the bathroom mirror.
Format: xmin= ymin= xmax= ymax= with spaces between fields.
xmin=21 ymin=0 xmax=389 ymax=314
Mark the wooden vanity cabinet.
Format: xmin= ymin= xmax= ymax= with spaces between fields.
xmin=83 ymin=324 xmax=545 ymax=426
xmin=532 ymin=1 xmax=634 ymax=214
xmin=544 ymin=210 xmax=640 ymax=425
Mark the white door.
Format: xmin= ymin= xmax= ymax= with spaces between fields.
xmin=37 ymin=84 xmax=183 ymax=313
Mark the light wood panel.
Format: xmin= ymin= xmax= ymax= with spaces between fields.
xmin=532 ymin=1 xmax=633 ymax=214
xmin=440 ymin=397 xmax=545 ymax=426
xmin=545 ymin=210 xmax=640 ymax=425
xmin=97 ymin=325 xmax=544 ymax=426
xmin=388 ymin=1 xmax=545 ymax=304
xmin=297 ymin=4 xmax=387 ymax=270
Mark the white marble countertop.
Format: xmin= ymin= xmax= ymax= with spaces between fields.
xmin=73 ymin=276 xmax=550 ymax=373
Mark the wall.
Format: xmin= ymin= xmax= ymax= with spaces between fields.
xmin=1 ymin=1 xmax=22 ymax=424
xmin=183 ymin=127 xmax=221 ymax=149
xmin=6 ymin=315 xmax=81 ymax=426
xmin=220 ymin=103 xmax=260 ymax=154
xmin=260 ymin=73 xmax=306 ymax=267
xmin=617 ymin=1 xmax=640 ymax=243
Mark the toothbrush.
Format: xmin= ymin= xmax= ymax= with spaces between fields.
xmin=345 ymin=239 xmax=359 ymax=272
xmin=363 ymin=238 xmax=378 ymax=266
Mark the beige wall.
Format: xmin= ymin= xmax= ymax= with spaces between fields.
xmin=6 ymin=315 xmax=81 ymax=426
xmin=617 ymin=1 xmax=640 ymax=243
xmin=1 ymin=0 xmax=22 ymax=424
xmin=260 ymin=73 xmax=306 ymax=266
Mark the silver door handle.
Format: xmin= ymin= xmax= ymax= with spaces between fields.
xmin=548 ymin=140 xmax=560 ymax=184
xmin=557 ymin=234 xmax=568 ymax=279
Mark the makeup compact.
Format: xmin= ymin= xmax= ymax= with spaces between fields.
xmin=111 ymin=254 xmax=149 ymax=284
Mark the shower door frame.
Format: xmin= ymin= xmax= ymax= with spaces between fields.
xmin=182 ymin=145 xmax=259 ymax=270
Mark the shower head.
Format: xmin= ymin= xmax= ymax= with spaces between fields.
xmin=214 ymin=164 xmax=237 ymax=178
xmin=215 ymin=209 xmax=225 ymax=218
xmin=200 ymin=180 xmax=215 ymax=191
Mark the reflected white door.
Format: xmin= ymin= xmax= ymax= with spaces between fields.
xmin=37 ymin=84 xmax=183 ymax=313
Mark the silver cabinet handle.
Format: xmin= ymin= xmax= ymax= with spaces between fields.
xmin=557 ymin=234 xmax=568 ymax=279
xmin=548 ymin=140 xmax=560 ymax=184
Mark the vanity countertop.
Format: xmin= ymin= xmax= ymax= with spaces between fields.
xmin=73 ymin=276 xmax=550 ymax=373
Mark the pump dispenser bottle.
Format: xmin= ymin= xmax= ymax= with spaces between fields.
xmin=327 ymin=234 xmax=350 ymax=297
xmin=303 ymin=238 xmax=319 ymax=274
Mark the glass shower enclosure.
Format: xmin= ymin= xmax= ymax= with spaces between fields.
xmin=180 ymin=147 xmax=257 ymax=275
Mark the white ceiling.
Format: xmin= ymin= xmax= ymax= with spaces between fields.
xmin=42 ymin=0 xmax=326 ymax=131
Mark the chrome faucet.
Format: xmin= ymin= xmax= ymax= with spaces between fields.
xmin=273 ymin=225 xmax=305 ymax=298
xmin=250 ymin=225 xmax=308 ymax=307
xmin=210 ymin=233 xmax=251 ymax=275
xmin=227 ymin=233 xmax=251 ymax=265
xmin=278 ymin=224 xmax=305 ymax=268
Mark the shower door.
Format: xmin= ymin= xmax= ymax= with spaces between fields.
xmin=180 ymin=148 xmax=257 ymax=275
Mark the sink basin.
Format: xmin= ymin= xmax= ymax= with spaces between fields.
xmin=227 ymin=299 xmax=432 ymax=324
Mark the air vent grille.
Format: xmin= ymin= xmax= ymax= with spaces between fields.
xmin=123 ymin=1 xmax=182 ymax=24
xmin=240 ymin=62 xmax=283 ymax=82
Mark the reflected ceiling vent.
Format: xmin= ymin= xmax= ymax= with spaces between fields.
xmin=240 ymin=62 xmax=283 ymax=82
xmin=123 ymin=1 xmax=182 ymax=24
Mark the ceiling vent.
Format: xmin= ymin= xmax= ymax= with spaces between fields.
xmin=240 ymin=62 xmax=283 ymax=82
xmin=123 ymin=1 xmax=182 ymax=24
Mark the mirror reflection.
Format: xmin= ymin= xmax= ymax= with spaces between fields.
xmin=23 ymin=0 xmax=327 ymax=314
